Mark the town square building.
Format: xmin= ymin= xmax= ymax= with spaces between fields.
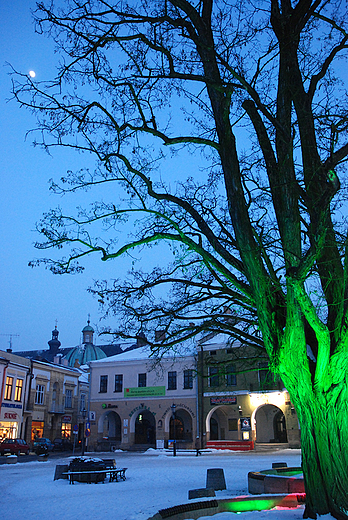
xmin=88 ymin=345 xmax=197 ymax=451
xmin=0 ymin=351 xmax=31 ymax=440
xmin=87 ymin=333 xmax=301 ymax=452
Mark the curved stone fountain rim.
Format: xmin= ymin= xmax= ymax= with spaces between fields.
xmin=147 ymin=493 xmax=306 ymax=520
xmin=248 ymin=466 xmax=304 ymax=495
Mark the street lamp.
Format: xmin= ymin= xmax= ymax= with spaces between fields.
xmin=81 ymin=408 xmax=87 ymax=456
xmin=171 ymin=403 xmax=176 ymax=457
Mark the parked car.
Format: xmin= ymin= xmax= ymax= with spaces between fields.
xmin=53 ymin=438 xmax=74 ymax=451
xmin=33 ymin=438 xmax=54 ymax=453
xmin=0 ymin=438 xmax=30 ymax=455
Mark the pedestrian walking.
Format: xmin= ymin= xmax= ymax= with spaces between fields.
xmin=195 ymin=436 xmax=202 ymax=456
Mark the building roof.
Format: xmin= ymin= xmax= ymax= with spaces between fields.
xmin=89 ymin=341 xmax=196 ymax=365
xmin=64 ymin=343 xmax=108 ymax=366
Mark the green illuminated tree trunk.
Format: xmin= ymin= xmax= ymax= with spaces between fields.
xmin=14 ymin=1 xmax=348 ymax=518
xmin=284 ymin=374 xmax=348 ymax=518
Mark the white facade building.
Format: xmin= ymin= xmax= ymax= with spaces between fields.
xmin=88 ymin=346 xmax=197 ymax=451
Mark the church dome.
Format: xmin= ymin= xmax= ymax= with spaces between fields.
xmin=64 ymin=343 xmax=107 ymax=367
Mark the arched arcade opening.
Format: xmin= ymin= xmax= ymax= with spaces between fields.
xmin=169 ymin=408 xmax=193 ymax=442
xmin=98 ymin=410 xmax=122 ymax=442
xmin=135 ymin=410 xmax=156 ymax=445
xmin=253 ymin=404 xmax=288 ymax=443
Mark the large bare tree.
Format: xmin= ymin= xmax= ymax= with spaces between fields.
xmin=13 ymin=1 xmax=348 ymax=517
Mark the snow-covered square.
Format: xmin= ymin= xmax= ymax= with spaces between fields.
xmin=0 ymin=448 xmax=332 ymax=520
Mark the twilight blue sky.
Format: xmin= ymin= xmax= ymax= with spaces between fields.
xmin=0 ymin=1 xmax=137 ymax=352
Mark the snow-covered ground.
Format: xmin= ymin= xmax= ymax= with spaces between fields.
xmin=0 ymin=448 xmax=333 ymax=520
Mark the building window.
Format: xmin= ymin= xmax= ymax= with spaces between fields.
xmin=168 ymin=371 xmax=177 ymax=390
xmin=100 ymin=375 xmax=108 ymax=393
xmin=208 ymin=367 xmax=219 ymax=387
xmin=80 ymin=393 xmax=86 ymax=412
xmin=35 ymin=384 xmax=45 ymax=405
xmin=4 ymin=376 xmax=14 ymax=400
xmin=209 ymin=350 xmax=217 ymax=356
xmin=65 ymin=389 xmax=73 ymax=408
xmin=226 ymin=365 xmax=237 ymax=386
xmin=138 ymin=373 xmax=147 ymax=387
xmin=114 ymin=374 xmax=123 ymax=393
xmin=228 ymin=418 xmax=238 ymax=431
xmin=258 ymin=362 xmax=274 ymax=387
xmin=14 ymin=379 xmax=23 ymax=402
xmin=183 ymin=369 xmax=193 ymax=389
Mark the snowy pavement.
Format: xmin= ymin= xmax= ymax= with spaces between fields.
xmin=0 ymin=448 xmax=333 ymax=520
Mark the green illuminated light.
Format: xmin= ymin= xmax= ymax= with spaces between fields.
xmin=225 ymin=498 xmax=279 ymax=513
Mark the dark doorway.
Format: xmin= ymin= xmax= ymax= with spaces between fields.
xmin=273 ymin=410 xmax=288 ymax=443
xmin=135 ymin=410 xmax=156 ymax=445
xmin=210 ymin=417 xmax=219 ymax=440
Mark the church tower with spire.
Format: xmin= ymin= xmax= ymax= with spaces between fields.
xmin=48 ymin=324 xmax=61 ymax=356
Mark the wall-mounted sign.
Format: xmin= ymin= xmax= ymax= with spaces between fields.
xmin=89 ymin=411 xmax=96 ymax=420
xmin=125 ymin=386 xmax=166 ymax=398
xmin=62 ymin=415 xmax=72 ymax=422
xmin=4 ymin=413 xmax=17 ymax=420
xmin=129 ymin=404 xmax=156 ymax=417
xmin=1 ymin=403 xmax=22 ymax=409
xmin=240 ymin=417 xmax=251 ymax=431
xmin=210 ymin=396 xmax=237 ymax=405
xmin=102 ymin=403 xmax=118 ymax=409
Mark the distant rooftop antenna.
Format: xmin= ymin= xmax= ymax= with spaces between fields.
xmin=0 ymin=334 xmax=20 ymax=352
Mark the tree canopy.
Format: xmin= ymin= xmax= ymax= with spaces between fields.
xmin=13 ymin=1 xmax=348 ymax=517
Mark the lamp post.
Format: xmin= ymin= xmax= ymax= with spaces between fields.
xmin=171 ymin=403 xmax=176 ymax=457
xmin=81 ymin=408 xmax=87 ymax=456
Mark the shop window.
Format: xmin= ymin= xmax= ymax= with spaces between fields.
xmin=183 ymin=369 xmax=193 ymax=389
xmin=226 ymin=365 xmax=237 ymax=386
xmin=114 ymin=374 xmax=123 ymax=393
xmin=4 ymin=377 xmax=13 ymax=400
xmin=138 ymin=373 xmax=147 ymax=387
xmin=61 ymin=422 xmax=72 ymax=440
xmin=208 ymin=367 xmax=219 ymax=387
xmin=0 ymin=421 xmax=17 ymax=440
xmin=99 ymin=375 xmax=108 ymax=393
xmin=168 ymin=371 xmax=177 ymax=390
xmin=35 ymin=384 xmax=45 ymax=405
xmin=65 ymin=389 xmax=73 ymax=408
xmin=31 ymin=421 xmax=44 ymax=442
xmin=14 ymin=379 xmax=23 ymax=402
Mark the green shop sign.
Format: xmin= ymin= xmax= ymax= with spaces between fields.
xmin=124 ymin=386 xmax=166 ymax=397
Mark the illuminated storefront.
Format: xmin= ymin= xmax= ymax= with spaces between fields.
xmin=0 ymin=353 xmax=30 ymax=441
xmin=61 ymin=416 xmax=72 ymax=439
xmin=31 ymin=421 xmax=44 ymax=441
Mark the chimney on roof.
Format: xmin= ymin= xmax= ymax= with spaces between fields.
xmin=155 ymin=330 xmax=166 ymax=343
xmin=136 ymin=331 xmax=147 ymax=347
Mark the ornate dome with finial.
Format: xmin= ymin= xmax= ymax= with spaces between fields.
xmin=62 ymin=317 xmax=107 ymax=367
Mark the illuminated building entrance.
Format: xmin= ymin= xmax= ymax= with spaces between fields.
xmin=254 ymin=404 xmax=288 ymax=443
xmin=135 ymin=410 xmax=156 ymax=445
